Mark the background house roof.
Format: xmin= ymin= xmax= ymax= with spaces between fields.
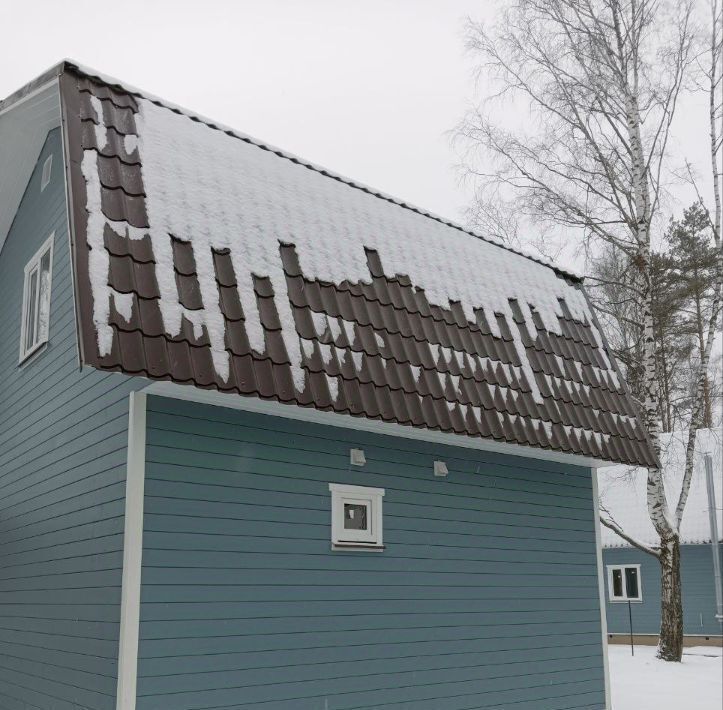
xmin=58 ymin=63 xmax=656 ymax=467
xmin=598 ymin=428 xmax=723 ymax=547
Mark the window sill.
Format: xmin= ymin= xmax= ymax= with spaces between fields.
xmin=18 ymin=340 xmax=48 ymax=366
xmin=609 ymin=599 xmax=643 ymax=603
xmin=331 ymin=543 xmax=386 ymax=552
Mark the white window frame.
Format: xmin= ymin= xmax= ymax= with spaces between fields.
xmin=19 ymin=233 xmax=54 ymax=363
xmin=607 ymin=563 xmax=642 ymax=602
xmin=40 ymin=154 xmax=52 ymax=192
xmin=329 ymin=483 xmax=385 ymax=551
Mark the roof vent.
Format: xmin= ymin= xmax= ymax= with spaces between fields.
xmin=40 ymin=154 xmax=52 ymax=192
xmin=434 ymin=461 xmax=449 ymax=477
xmin=350 ymin=448 xmax=366 ymax=466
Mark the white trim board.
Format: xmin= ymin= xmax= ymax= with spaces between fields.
xmin=116 ymin=392 xmax=147 ymax=710
xmin=0 ymin=77 xmax=58 ymax=118
xmin=592 ymin=467 xmax=612 ymax=709
xmin=0 ymin=79 xmax=61 ymax=256
xmin=143 ymin=380 xmax=608 ymax=470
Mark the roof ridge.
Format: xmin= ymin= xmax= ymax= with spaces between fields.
xmin=57 ymin=59 xmax=583 ymax=283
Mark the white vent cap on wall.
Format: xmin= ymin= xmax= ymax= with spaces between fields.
xmin=350 ymin=448 xmax=366 ymax=466
xmin=41 ymin=154 xmax=53 ymax=192
xmin=434 ymin=460 xmax=448 ymax=477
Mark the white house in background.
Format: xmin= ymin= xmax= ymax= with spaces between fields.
xmin=598 ymin=429 xmax=723 ymax=644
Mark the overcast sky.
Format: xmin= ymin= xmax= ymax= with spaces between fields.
xmin=1 ymin=1 xmax=713 ymax=273
xmin=2 ymin=1 xmax=489 ymax=223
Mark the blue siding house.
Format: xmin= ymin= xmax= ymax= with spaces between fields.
xmin=598 ymin=429 xmax=722 ymax=644
xmin=0 ymin=62 xmax=658 ymax=710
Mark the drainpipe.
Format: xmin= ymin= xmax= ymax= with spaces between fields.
xmin=703 ymin=453 xmax=723 ymax=627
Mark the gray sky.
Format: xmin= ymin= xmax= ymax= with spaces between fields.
xmin=2 ymin=0 xmax=713 ymax=272
xmin=2 ymin=0 xmax=488 ymax=224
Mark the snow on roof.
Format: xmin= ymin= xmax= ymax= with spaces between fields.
xmin=598 ymin=429 xmax=723 ymax=547
xmin=62 ymin=65 xmax=657 ymax=467
xmin=63 ymin=61 xmax=583 ymax=281
xmin=134 ymin=97 xmax=595 ymax=394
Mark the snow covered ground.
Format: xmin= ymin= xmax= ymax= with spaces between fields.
xmin=609 ymin=645 xmax=722 ymax=710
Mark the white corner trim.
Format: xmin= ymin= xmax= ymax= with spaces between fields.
xmin=592 ymin=468 xmax=612 ymax=709
xmin=116 ymin=392 xmax=147 ymax=710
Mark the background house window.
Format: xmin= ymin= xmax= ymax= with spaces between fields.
xmin=20 ymin=234 xmax=54 ymax=362
xmin=329 ymin=483 xmax=384 ymax=550
xmin=40 ymin=154 xmax=52 ymax=192
xmin=607 ymin=564 xmax=642 ymax=602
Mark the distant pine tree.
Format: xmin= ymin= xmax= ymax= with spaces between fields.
xmin=665 ymin=202 xmax=720 ymax=428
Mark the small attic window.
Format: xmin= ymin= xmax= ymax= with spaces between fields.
xmin=329 ymin=483 xmax=385 ymax=551
xmin=40 ymin=154 xmax=52 ymax=192
xmin=20 ymin=233 xmax=54 ymax=363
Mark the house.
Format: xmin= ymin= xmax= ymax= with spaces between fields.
xmin=0 ymin=61 xmax=658 ymax=710
xmin=598 ymin=429 xmax=723 ymax=645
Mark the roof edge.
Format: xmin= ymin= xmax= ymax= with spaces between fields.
xmin=0 ymin=62 xmax=67 ymax=115
xmin=55 ymin=59 xmax=583 ymax=284
xmin=581 ymin=287 xmax=659 ymax=469
xmin=145 ymin=380 xmax=612 ymax=470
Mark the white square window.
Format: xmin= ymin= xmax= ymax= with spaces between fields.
xmin=607 ymin=564 xmax=642 ymax=602
xmin=40 ymin=154 xmax=52 ymax=192
xmin=329 ymin=483 xmax=384 ymax=551
xmin=20 ymin=233 xmax=54 ymax=363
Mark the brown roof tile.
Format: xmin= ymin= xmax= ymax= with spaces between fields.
xmin=63 ymin=66 xmax=657 ymax=468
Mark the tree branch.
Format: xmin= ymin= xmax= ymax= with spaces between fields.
xmin=599 ymin=514 xmax=661 ymax=557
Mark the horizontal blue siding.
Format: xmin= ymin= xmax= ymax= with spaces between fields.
xmin=138 ymin=395 xmax=605 ymax=709
xmin=0 ymin=127 xmax=142 ymax=709
xmin=603 ymin=545 xmax=723 ymax=637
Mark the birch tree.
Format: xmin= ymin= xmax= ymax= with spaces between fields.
xmin=671 ymin=0 xmax=723 ymax=629
xmin=456 ymin=0 xmax=716 ymax=661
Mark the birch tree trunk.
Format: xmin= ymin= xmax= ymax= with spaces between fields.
xmin=658 ymin=536 xmax=684 ymax=660
xmin=639 ymin=236 xmax=682 ymax=660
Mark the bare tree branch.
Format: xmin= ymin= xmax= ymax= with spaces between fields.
xmin=599 ymin=513 xmax=661 ymax=556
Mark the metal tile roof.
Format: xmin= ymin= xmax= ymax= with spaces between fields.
xmin=59 ymin=65 xmax=657 ymax=467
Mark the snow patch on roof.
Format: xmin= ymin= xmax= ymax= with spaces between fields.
xmin=81 ymin=150 xmax=115 ymax=357
xmin=88 ymin=94 xmax=107 ymax=150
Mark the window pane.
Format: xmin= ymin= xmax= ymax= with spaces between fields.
xmin=25 ymin=269 xmax=38 ymax=350
xmin=37 ymin=250 xmax=52 ymax=341
xmin=344 ymin=503 xmax=368 ymax=531
xmin=625 ymin=567 xmax=639 ymax=598
xmin=612 ymin=568 xmax=623 ymax=597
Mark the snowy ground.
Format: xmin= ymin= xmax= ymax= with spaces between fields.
xmin=609 ymin=645 xmax=722 ymax=710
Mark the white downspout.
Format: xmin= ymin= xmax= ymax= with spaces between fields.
xmin=703 ymin=453 xmax=723 ymax=627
